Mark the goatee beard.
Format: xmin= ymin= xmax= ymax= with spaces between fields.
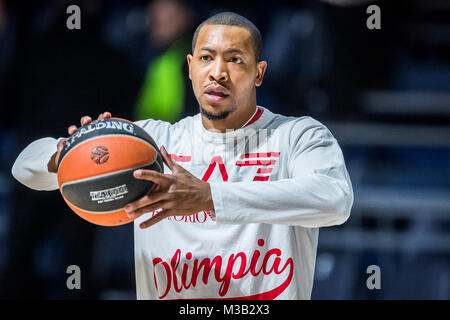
xmin=200 ymin=106 xmax=234 ymax=120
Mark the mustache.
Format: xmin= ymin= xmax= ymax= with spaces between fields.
xmin=204 ymin=82 xmax=229 ymax=90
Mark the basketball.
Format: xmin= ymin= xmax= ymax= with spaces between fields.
xmin=57 ymin=118 xmax=163 ymax=226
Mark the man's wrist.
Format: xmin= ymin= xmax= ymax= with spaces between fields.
xmin=203 ymin=182 xmax=215 ymax=211
xmin=47 ymin=152 xmax=58 ymax=173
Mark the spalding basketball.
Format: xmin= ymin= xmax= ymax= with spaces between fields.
xmin=57 ymin=118 xmax=163 ymax=226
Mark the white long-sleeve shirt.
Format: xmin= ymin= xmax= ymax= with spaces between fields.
xmin=11 ymin=106 xmax=353 ymax=299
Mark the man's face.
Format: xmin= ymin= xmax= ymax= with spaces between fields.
xmin=187 ymin=24 xmax=266 ymax=120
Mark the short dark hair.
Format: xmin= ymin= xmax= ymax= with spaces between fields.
xmin=192 ymin=12 xmax=262 ymax=62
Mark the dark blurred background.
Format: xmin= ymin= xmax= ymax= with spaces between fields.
xmin=0 ymin=0 xmax=448 ymax=299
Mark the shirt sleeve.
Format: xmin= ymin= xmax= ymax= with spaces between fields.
xmin=209 ymin=120 xmax=354 ymax=228
xmin=11 ymin=137 xmax=61 ymax=191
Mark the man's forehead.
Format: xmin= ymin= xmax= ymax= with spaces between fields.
xmin=195 ymin=24 xmax=253 ymax=53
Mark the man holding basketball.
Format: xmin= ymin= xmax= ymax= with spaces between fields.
xmin=12 ymin=12 xmax=353 ymax=299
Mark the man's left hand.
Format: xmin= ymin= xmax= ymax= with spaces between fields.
xmin=124 ymin=146 xmax=215 ymax=228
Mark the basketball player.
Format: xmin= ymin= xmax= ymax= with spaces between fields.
xmin=12 ymin=12 xmax=353 ymax=299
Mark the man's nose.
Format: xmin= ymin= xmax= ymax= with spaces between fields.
xmin=208 ymin=58 xmax=228 ymax=82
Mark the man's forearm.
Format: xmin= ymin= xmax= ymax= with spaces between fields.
xmin=210 ymin=173 xmax=353 ymax=227
xmin=11 ymin=137 xmax=60 ymax=191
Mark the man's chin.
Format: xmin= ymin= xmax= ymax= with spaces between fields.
xmin=199 ymin=105 xmax=232 ymax=121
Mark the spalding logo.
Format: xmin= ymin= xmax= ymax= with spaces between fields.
xmin=63 ymin=120 xmax=135 ymax=151
xmin=91 ymin=146 xmax=109 ymax=164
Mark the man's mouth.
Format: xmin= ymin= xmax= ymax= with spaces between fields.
xmin=204 ymin=84 xmax=230 ymax=103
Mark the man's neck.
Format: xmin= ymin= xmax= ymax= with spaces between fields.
xmin=201 ymin=105 xmax=257 ymax=133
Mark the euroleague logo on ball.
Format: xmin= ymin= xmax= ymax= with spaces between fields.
xmin=91 ymin=146 xmax=109 ymax=164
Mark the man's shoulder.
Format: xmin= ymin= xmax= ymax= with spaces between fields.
xmin=134 ymin=114 xmax=198 ymax=132
xmin=133 ymin=115 xmax=198 ymax=146
xmin=262 ymin=108 xmax=327 ymax=132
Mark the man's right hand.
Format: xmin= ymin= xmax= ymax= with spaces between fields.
xmin=47 ymin=112 xmax=112 ymax=173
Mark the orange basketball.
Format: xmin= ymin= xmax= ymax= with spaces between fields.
xmin=57 ymin=118 xmax=163 ymax=226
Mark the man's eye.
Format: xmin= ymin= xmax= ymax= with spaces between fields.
xmin=230 ymin=57 xmax=242 ymax=63
xmin=200 ymin=56 xmax=211 ymax=61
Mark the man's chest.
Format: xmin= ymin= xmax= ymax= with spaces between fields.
xmin=165 ymin=151 xmax=284 ymax=183
xmin=160 ymin=128 xmax=286 ymax=182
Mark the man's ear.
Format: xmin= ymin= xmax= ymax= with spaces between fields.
xmin=255 ymin=61 xmax=267 ymax=87
xmin=187 ymin=54 xmax=193 ymax=80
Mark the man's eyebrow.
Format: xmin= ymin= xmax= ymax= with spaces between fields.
xmin=198 ymin=47 xmax=245 ymax=55
xmin=199 ymin=46 xmax=216 ymax=53
xmin=224 ymin=48 xmax=244 ymax=55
